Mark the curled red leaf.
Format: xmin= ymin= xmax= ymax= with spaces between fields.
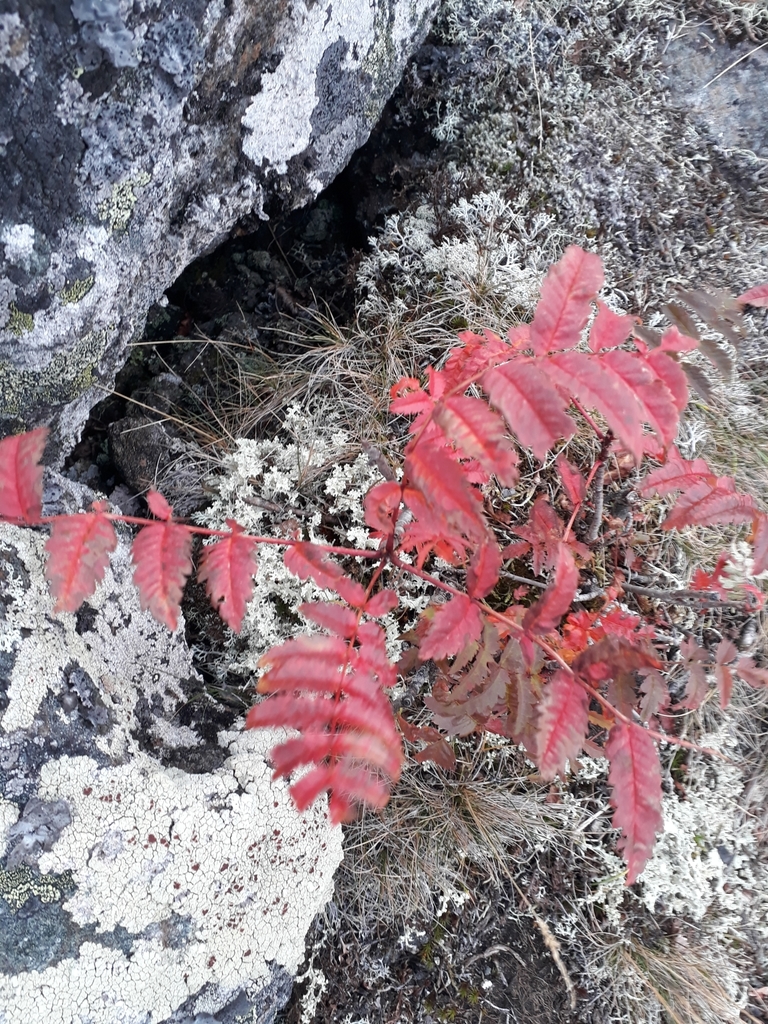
xmin=522 ymin=543 xmax=578 ymax=636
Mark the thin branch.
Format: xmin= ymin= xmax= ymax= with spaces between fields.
xmin=586 ymin=463 xmax=605 ymax=542
xmin=528 ymin=24 xmax=544 ymax=152
xmin=702 ymin=39 xmax=768 ymax=89
xmin=622 ymin=580 xmax=747 ymax=608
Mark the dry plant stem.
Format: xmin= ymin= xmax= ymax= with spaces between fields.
xmin=563 ymin=431 xmax=613 ymax=541
xmin=702 ymin=38 xmax=768 ymax=89
xmin=501 ymin=571 xmax=547 ymax=590
xmin=622 ymin=580 xmax=748 ymax=609
xmin=586 ymin=462 xmax=605 ymax=543
xmin=528 ymin=23 xmax=544 ymax=153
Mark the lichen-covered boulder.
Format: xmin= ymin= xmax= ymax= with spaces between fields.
xmin=0 ymin=475 xmax=343 ymax=1024
xmin=0 ymin=0 xmax=437 ymax=457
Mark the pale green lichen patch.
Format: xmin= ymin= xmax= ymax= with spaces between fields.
xmin=59 ymin=276 xmax=94 ymax=305
xmin=6 ymin=303 xmax=33 ymax=335
xmin=0 ymin=865 xmax=74 ymax=913
xmin=0 ymin=329 xmax=106 ymax=418
xmin=97 ymin=172 xmax=151 ymax=232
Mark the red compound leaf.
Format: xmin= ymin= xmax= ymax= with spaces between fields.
xmin=441 ymin=329 xmax=512 ymax=389
xmin=512 ymin=495 xmax=566 ymax=575
xmin=679 ymin=637 xmax=710 ymax=710
xmin=482 ymin=357 xmax=574 ymax=460
xmin=397 ymin=712 xmax=457 ymax=771
xmin=284 ymin=542 xmax=367 ymax=607
xmin=715 ymin=638 xmax=737 ymax=709
xmin=736 ymin=658 xmax=768 ymax=689
xmin=404 ymin=444 xmax=486 ymax=542
xmin=364 ymin=480 xmax=402 ymax=538
xmin=389 ymin=376 xmax=434 ymax=419
xmin=466 ymin=539 xmax=502 ymax=600
xmin=365 ymin=589 xmax=399 ymax=617
xmin=546 ymin=351 xmax=649 ymax=463
xmin=529 ymin=245 xmax=604 ymax=356
xmin=299 ymin=601 xmax=359 ymax=638
xmin=572 ymin=635 xmax=660 ymax=684
xmin=0 ymin=427 xmax=47 ymax=524
xmin=643 ymin=347 xmax=690 ymax=414
xmin=45 ymin=512 xmax=118 ymax=612
xmin=535 ymin=670 xmax=589 ymax=780
xmin=131 ymin=519 xmax=193 ymax=632
xmin=197 ymin=521 xmax=258 ymax=632
xmin=605 ymin=720 xmax=663 ymax=886
xmin=248 ymin=624 xmax=402 ymax=824
xmin=420 ymin=594 xmax=484 ymax=662
xmin=639 ymin=670 xmax=671 ymax=722
xmin=146 ymin=489 xmax=174 ymax=521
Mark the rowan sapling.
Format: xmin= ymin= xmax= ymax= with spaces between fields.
xmin=2 ymin=247 xmax=767 ymax=884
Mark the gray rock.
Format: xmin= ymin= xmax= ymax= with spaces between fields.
xmin=0 ymin=0 xmax=437 ymax=459
xmin=0 ymin=475 xmax=343 ymax=1023
xmin=662 ymin=25 xmax=768 ymax=160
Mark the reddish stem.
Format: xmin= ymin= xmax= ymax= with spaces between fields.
xmin=31 ymin=513 xmax=384 ymax=560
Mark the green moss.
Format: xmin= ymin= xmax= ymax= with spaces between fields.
xmin=98 ymin=172 xmax=151 ymax=232
xmin=60 ymin=276 xmax=94 ymax=305
xmin=7 ymin=303 xmax=34 ymax=335
xmin=0 ymin=865 xmax=75 ymax=912
xmin=0 ymin=329 xmax=108 ymax=419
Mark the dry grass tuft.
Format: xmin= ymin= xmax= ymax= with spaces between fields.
xmin=336 ymin=741 xmax=570 ymax=932
xmin=618 ymin=938 xmax=747 ymax=1024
